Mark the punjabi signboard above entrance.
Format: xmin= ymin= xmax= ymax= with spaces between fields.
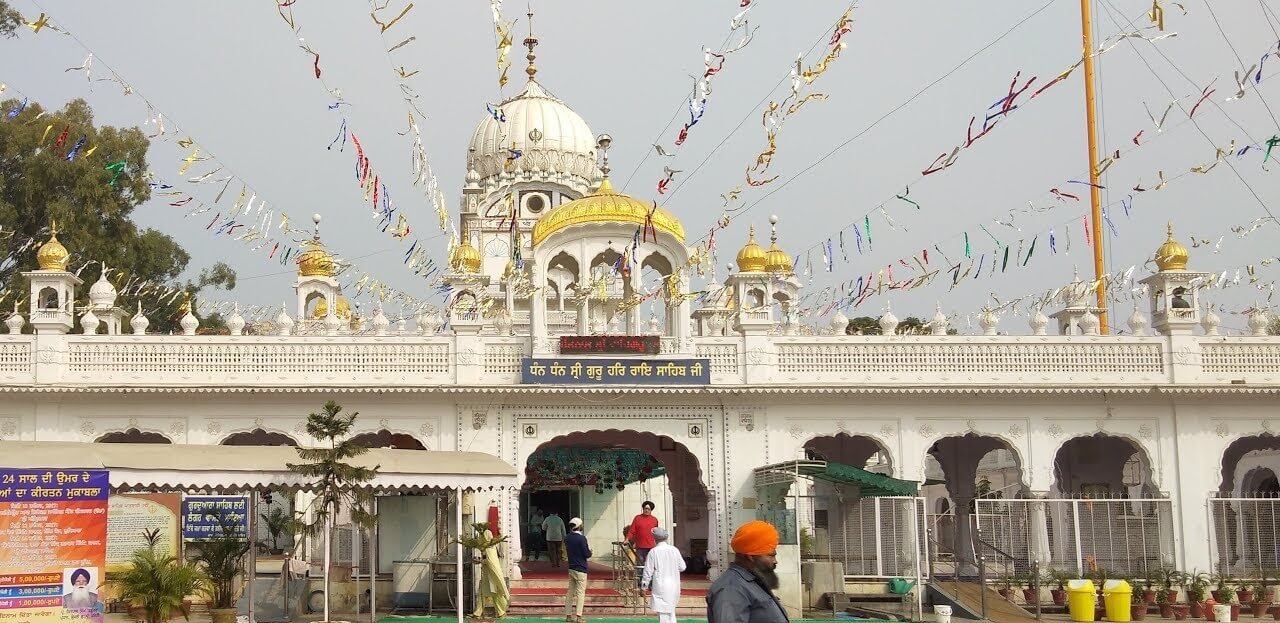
xmin=521 ymin=358 xmax=711 ymax=385
xmin=558 ymin=335 xmax=662 ymax=355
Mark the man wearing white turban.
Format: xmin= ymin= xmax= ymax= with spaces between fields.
xmin=641 ymin=527 xmax=686 ymax=623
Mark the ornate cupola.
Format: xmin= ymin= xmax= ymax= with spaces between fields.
xmin=294 ymin=214 xmax=344 ymax=334
xmin=24 ymin=220 xmax=82 ymax=335
xmin=735 ymin=226 xmax=768 ymax=273
xmin=766 ymin=215 xmax=802 ymax=334
xmin=1139 ymin=222 xmax=1210 ymax=336
xmin=85 ymin=265 xmax=128 ymax=334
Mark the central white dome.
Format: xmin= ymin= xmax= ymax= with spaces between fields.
xmin=468 ymin=80 xmax=597 ymax=188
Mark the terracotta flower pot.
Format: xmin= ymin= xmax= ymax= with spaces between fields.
xmin=1272 ymin=605 xmax=1280 ymax=621
xmin=1173 ymin=604 xmax=1189 ymax=621
xmin=1052 ymin=589 xmax=1068 ymax=606
xmin=1134 ymin=604 xmax=1150 ymax=621
xmin=999 ymin=588 xmax=1014 ymax=600
xmin=1168 ymin=591 xmax=1181 ymax=604
xmin=1023 ymin=588 xmax=1039 ymax=604
xmin=1161 ymin=603 xmax=1174 ymax=618
xmin=1252 ymin=602 xmax=1270 ymax=618
xmin=1239 ymin=592 xmax=1256 ymax=605
xmin=1191 ymin=602 xmax=1205 ymax=618
xmin=1231 ymin=603 xmax=1242 ymax=620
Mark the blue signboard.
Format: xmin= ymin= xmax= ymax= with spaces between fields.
xmin=521 ymin=358 xmax=711 ymax=385
xmin=181 ymin=495 xmax=249 ymax=540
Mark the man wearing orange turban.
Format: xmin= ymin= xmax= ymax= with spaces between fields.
xmin=706 ymin=520 xmax=788 ymax=623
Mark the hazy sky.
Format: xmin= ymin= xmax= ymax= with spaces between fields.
xmin=5 ymin=0 xmax=1280 ymax=333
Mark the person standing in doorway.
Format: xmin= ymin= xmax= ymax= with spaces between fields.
xmin=641 ymin=527 xmax=685 ymax=623
xmin=543 ymin=511 xmax=567 ymax=567
xmin=526 ymin=506 xmax=546 ymax=561
xmin=706 ymin=520 xmax=788 ymax=623
xmin=565 ymin=517 xmax=592 ymax=623
xmin=625 ymin=500 xmax=660 ymax=565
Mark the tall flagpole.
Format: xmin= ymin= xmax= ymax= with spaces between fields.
xmin=1080 ymin=0 xmax=1109 ymax=333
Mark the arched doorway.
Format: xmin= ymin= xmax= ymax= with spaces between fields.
xmin=350 ymin=429 xmax=427 ymax=450
xmin=799 ymin=434 xmax=901 ymax=575
xmin=1214 ymin=436 xmax=1280 ymax=572
xmin=1053 ymin=433 xmax=1154 ymax=497
xmin=96 ymin=428 xmax=172 ymax=444
xmin=519 ymin=430 xmax=710 ymax=576
xmin=927 ymin=434 xmax=1026 ymax=575
xmin=220 ymin=429 xmax=298 ymax=447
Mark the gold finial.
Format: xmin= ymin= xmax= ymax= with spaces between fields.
xmin=1166 ymin=220 xmax=1175 ymax=240
xmin=596 ymin=134 xmax=612 ymax=179
xmin=523 ymin=6 xmax=538 ymax=80
xmin=1154 ymin=220 xmax=1189 ymax=271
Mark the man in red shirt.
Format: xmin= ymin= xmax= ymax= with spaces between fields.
xmin=625 ymin=500 xmax=661 ymax=565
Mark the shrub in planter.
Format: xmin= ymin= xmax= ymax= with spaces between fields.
xmin=1237 ymin=579 xmax=1255 ymax=606
xmin=111 ymin=548 xmax=207 ymax=623
xmin=189 ymin=511 xmax=250 ymax=623
xmin=1252 ymin=601 xmax=1270 ymax=618
xmin=1048 ymin=568 xmax=1075 ymax=606
xmin=997 ymin=575 xmax=1015 ymax=601
xmin=1158 ymin=588 xmax=1174 ymax=618
xmin=1173 ymin=604 xmax=1189 ymax=621
xmin=1133 ymin=587 xmax=1149 ymax=621
xmin=1156 ymin=568 xmax=1185 ymax=607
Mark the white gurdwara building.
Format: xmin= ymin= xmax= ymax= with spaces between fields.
xmin=3 ymin=43 xmax=1280 ymax=619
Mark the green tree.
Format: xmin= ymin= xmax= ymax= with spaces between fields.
xmin=0 ymin=97 xmax=235 ymax=332
xmin=0 ymin=1 xmax=23 ymax=39
xmin=286 ymin=401 xmax=378 ymax=622
xmin=844 ymin=315 xmax=959 ymax=335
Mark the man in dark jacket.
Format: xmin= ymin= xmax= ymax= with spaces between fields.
xmin=564 ymin=517 xmax=592 ymax=623
xmin=706 ymin=520 xmax=788 ymax=623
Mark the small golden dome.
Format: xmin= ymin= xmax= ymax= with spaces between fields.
xmin=530 ymin=178 xmax=686 ymax=246
xmin=36 ymin=220 xmax=70 ymax=271
xmin=1154 ymin=221 xmax=1189 ymax=271
xmin=765 ymin=242 xmax=793 ymax=274
xmin=736 ymin=225 xmax=768 ymax=273
xmin=451 ymin=229 xmax=483 ymax=273
xmin=312 ymin=296 xmax=352 ymax=320
xmin=297 ymin=240 xmax=336 ymax=277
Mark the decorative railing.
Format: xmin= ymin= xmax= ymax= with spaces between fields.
xmin=772 ymin=337 xmax=1167 ymax=384
xmin=0 ymin=332 xmax=1277 ymax=387
xmin=63 ymin=336 xmax=452 ymax=385
xmin=0 ymin=338 xmax=33 ymax=383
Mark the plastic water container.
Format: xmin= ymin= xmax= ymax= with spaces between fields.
xmin=1103 ymin=579 xmax=1133 ymax=623
xmin=1213 ymin=604 xmax=1232 ymax=622
xmin=1067 ymin=579 xmax=1097 ymax=622
xmin=934 ymin=604 xmax=953 ymax=623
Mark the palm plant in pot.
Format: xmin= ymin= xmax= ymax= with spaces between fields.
xmin=1142 ymin=576 xmax=1157 ymax=605
xmin=1157 ymin=587 xmax=1174 ymax=619
xmin=1131 ymin=579 xmax=1149 ymax=621
xmin=261 ymin=507 xmax=292 ymax=556
xmin=1209 ymin=573 xmax=1233 ymax=603
xmin=1155 ymin=568 xmax=1183 ymax=606
xmin=190 ymin=510 xmax=250 ymax=623
xmin=112 ymin=545 xmax=207 ymax=623
xmin=1185 ymin=572 xmax=1208 ymax=618
xmin=1021 ymin=572 xmax=1040 ymax=605
xmin=1048 ymin=568 xmax=1075 ymax=606
xmin=997 ymin=575 xmax=1015 ymax=600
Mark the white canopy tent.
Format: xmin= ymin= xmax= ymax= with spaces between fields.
xmin=0 ymin=441 xmax=517 ymax=623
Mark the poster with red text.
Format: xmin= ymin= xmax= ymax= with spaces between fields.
xmin=0 ymin=468 xmax=108 ymax=623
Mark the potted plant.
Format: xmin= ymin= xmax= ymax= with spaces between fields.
xmin=1022 ymin=573 xmax=1039 ymax=605
xmin=1048 ymin=568 xmax=1075 ymax=606
xmin=1187 ymin=572 xmax=1209 ymax=618
xmin=1142 ymin=576 xmax=1158 ymax=605
xmin=997 ymin=575 xmax=1015 ymax=601
xmin=1132 ymin=580 xmax=1150 ymax=621
xmin=1156 ymin=568 xmax=1184 ymax=605
xmin=1173 ymin=602 xmax=1189 ymax=621
xmin=190 ymin=510 xmax=250 ymax=623
xmin=261 ymin=507 xmax=292 ymax=556
xmin=1237 ymin=578 xmax=1255 ymax=607
xmin=1158 ymin=587 xmax=1174 ymax=619
xmin=1210 ymin=573 xmax=1233 ymax=603
xmin=112 ymin=547 xmax=207 ymax=623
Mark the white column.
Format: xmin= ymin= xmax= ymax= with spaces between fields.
xmin=456 ymin=488 xmax=464 ymax=623
xmin=530 ymin=259 xmax=549 ymax=353
xmin=1171 ymin=403 xmax=1217 ymax=571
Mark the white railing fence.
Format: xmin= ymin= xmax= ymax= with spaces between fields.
xmin=795 ymin=495 xmax=928 ymax=579
xmin=1210 ymin=496 xmax=1280 ymax=575
xmin=976 ymin=498 xmax=1175 ymax=577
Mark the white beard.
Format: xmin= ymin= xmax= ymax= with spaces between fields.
xmin=65 ymin=586 xmax=93 ymax=608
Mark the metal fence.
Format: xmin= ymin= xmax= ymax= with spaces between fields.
xmin=795 ymin=494 xmax=928 ymax=579
xmin=975 ymin=498 xmax=1175 ymax=577
xmin=1210 ymin=496 xmax=1280 ymax=575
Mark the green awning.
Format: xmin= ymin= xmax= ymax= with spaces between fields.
xmin=810 ymin=461 xmax=919 ymax=497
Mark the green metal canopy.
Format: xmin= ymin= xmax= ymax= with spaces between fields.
xmin=753 ymin=459 xmax=920 ymax=497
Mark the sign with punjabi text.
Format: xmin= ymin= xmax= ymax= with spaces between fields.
xmin=181 ymin=495 xmax=249 ymax=541
xmin=521 ymin=358 xmax=711 ymax=385
xmin=558 ymin=335 xmax=662 ymax=355
xmin=0 ymin=468 xmax=108 ymax=623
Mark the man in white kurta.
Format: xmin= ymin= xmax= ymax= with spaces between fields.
xmin=641 ymin=528 xmax=686 ymax=623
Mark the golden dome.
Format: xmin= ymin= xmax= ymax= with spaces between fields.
xmin=530 ymin=178 xmax=685 ymax=246
xmin=312 ymin=296 xmax=352 ymax=320
xmin=36 ymin=220 xmax=70 ymax=271
xmin=1154 ymin=222 xmax=1189 ymax=271
xmin=450 ymin=229 xmax=483 ymax=273
xmin=736 ymin=225 xmax=768 ymax=272
xmin=297 ymin=240 xmax=336 ymax=277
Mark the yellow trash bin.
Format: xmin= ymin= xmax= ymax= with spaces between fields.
xmin=1104 ymin=579 xmax=1133 ymax=623
xmin=1068 ymin=579 xmax=1097 ymax=622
